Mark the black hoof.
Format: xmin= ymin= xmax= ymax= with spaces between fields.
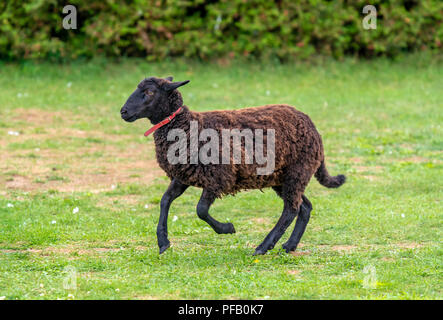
xmin=253 ymin=247 xmax=267 ymax=256
xmin=282 ymin=242 xmax=296 ymax=253
xmin=226 ymin=223 xmax=236 ymax=234
xmin=159 ymin=241 xmax=170 ymax=254
xmin=216 ymin=222 xmax=236 ymax=234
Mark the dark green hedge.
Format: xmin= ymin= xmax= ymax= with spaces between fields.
xmin=0 ymin=0 xmax=442 ymax=60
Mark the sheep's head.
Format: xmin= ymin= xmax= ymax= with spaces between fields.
xmin=120 ymin=76 xmax=189 ymax=124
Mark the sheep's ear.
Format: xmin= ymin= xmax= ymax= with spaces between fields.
xmin=164 ymin=80 xmax=190 ymax=92
xmin=165 ymin=76 xmax=173 ymax=81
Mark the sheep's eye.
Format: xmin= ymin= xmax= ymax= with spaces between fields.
xmin=145 ymin=90 xmax=154 ymax=96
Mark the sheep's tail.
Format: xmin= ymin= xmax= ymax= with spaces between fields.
xmin=315 ymin=160 xmax=346 ymax=188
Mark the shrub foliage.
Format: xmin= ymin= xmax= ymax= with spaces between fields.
xmin=0 ymin=0 xmax=441 ymax=60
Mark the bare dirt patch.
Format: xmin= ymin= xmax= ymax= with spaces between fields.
xmin=362 ymin=175 xmax=379 ymax=181
xmin=349 ymin=157 xmax=363 ymax=164
xmin=1 ymin=244 xmax=150 ymax=256
xmin=290 ymin=251 xmax=311 ymax=257
xmin=395 ymin=242 xmax=424 ymax=249
xmin=316 ymin=242 xmax=425 ymax=253
xmin=383 ymin=154 xmax=442 ymax=165
xmin=1 ymin=108 xmax=164 ymax=193
xmin=331 ymin=245 xmax=358 ymax=252
xmin=250 ymin=217 xmax=272 ymax=225
xmin=381 ymin=257 xmax=396 ymax=262
xmin=4 ymin=175 xmax=31 ymax=189
xmin=315 ymin=244 xmax=358 ymax=253
xmin=287 ymin=270 xmax=301 ymax=275
xmin=11 ymin=108 xmax=71 ymax=125
xmin=401 ymin=156 xmax=430 ymax=163
xmin=354 ymin=165 xmax=384 ymax=173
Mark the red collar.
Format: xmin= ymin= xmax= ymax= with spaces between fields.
xmin=144 ymin=107 xmax=183 ymax=137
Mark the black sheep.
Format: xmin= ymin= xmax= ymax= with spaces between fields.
xmin=121 ymin=76 xmax=346 ymax=255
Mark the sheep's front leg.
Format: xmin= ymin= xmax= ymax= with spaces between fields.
xmin=197 ymin=190 xmax=236 ymax=234
xmin=157 ymin=178 xmax=189 ymax=254
xmin=282 ymin=195 xmax=312 ymax=253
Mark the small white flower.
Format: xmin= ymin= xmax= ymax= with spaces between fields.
xmin=73 ymin=207 xmax=79 ymax=214
xmin=67 ymin=82 xmax=72 ymax=88
xmin=401 ymin=214 xmax=405 ymax=218
xmin=67 ymin=293 xmax=74 ymax=299
xmin=111 ymin=184 xmax=116 ymax=190
xmin=0 ymin=296 xmax=5 ymax=300
xmin=7 ymin=131 xmax=20 ymax=136
xmin=7 ymin=203 xmax=14 ymax=208
xmin=264 ymin=296 xmax=270 ymax=299
xmin=172 ymin=215 xmax=178 ymax=222
xmin=35 ymin=148 xmax=40 ymax=152
xmin=115 ymin=288 xmax=120 ymax=292
xmin=40 ymin=283 xmax=44 ymax=288
xmin=144 ymin=204 xmax=149 ymax=209
xmin=51 ymin=220 xmax=57 ymax=224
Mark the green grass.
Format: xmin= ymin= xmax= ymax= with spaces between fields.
xmin=0 ymin=55 xmax=442 ymax=299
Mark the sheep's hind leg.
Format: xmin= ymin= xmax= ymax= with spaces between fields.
xmin=157 ymin=178 xmax=189 ymax=254
xmin=253 ymin=201 xmax=297 ymax=255
xmin=282 ymin=195 xmax=312 ymax=253
xmin=197 ymin=189 xmax=235 ymax=234
xmin=254 ymin=169 xmax=312 ymax=255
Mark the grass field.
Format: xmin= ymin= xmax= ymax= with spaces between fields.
xmin=0 ymin=55 xmax=442 ymax=299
